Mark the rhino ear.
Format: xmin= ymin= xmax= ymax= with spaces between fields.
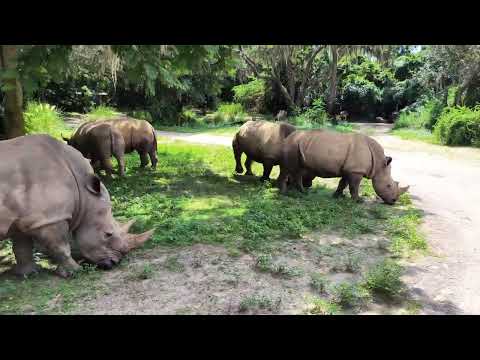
xmin=86 ymin=174 xmax=102 ymax=196
xmin=385 ymin=156 xmax=392 ymax=167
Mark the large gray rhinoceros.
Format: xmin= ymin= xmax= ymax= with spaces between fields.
xmin=103 ymin=117 xmax=158 ymax=169
xmin=232 ymin=120 xmax=296 ymax=181
xmin=277 ymin=130 xmax=409 ymax=204
xmin=0 ymin=134 xmax=153 ymax=278
xmin=64 ymin=121 xmax=126 ymax=177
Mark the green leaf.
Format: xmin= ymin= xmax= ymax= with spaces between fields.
xmin=144 ymin=63 xmax=158 ymax=80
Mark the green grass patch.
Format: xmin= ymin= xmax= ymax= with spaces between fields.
xmin=86 ymin=105 xmax=121 ymax=121
xmin=238 ymin=294 xmax=282 ymax=313
xmin=331 ymin=282 xmax=372 ymax=309
xmin=24 ymin=102 xmax=69 ymax=140
xmin=305 ymin=297 xmax=341 ymax=315
xmin=387 ymin=208 xmax=427 ymax=257
xmin=391 ymin=128 xmax=438 ymax=144
xmin=363 ymin=259 xmax=405 ymax=298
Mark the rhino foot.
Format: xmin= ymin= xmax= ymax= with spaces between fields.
xmin=8 ymin=263 xmax=39 ymax=278
xmin=244 ymin=171 xmax=254 ymax=176
xmin=235 ymin=166 xmax=244 ymax=174
xmin=54 ymin=262 xmax=82 ymax=279
xmin=333 ymin=192 xmax=345 ymax=198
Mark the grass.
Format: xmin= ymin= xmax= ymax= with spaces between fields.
xmin=305 ymin=297 xmax=341 ymax=315
xmin=238 ymin=294 xmax=282 ymax=313
xmin=310 ymin=273 xmax=330 ymax=294
xmin=85 ymin=105 xmax=121 ymax=121
xmin=0 ymin=138 xmax=425 ymax=314
xmin=331 ymin=282 xmax=372 ymax=309
xmin=391 ymin=128 xmax=438 ymax=144
xmin=363 ymin=259 xmax=405 ymax=298
xmin=23 ymin=102 xmax=70 ymax=140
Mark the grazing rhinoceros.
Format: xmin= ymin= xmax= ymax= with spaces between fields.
xmin=277 ymin=130 xmax=409 ymax=204
xmin=232 ymin=120 xmax=296 ymax=181
xmin=103 ymin=117 xmax=158 ymax=169
xmin=0 ymin=135 xmax=153 ymax=278
xmin=64 ymin=121 xmax=126 ymax=177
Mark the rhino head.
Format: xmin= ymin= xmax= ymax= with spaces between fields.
xmin=73 ymin=175 xmax=153 ymax=269
xmin=372 ymin=156 xmax=409 ymax=205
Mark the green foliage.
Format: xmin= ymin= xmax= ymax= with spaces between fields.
xmin=394 ymin=98 xmax=444 ymax=130
xmin=387 ymin=208 xmax=427 ymax=257
xmin=364 ymin=259 xmax=405 ymax=298
xmin=127 ymin=110 xmax=154 ymax=122
xmin=310 ymin=273 xmax=330 ymax=294
xmin=239 ymin=294 xmax=281 ymax=313
xmin=331 ymin=282 xmax=372 ymax=309
xmin=23 ymin=102 xmax=66 ymax=139
xmin=434 ymin=106 xmax=480 ymax=146
xmin=302 ymin=98 xmax=329 ymax=125
xmin=86 ymin=105 xmax=120 ymax=120
xmin=255 ymin=254 xmax=303 ymax=278
xmin=233 ymin=79 xmax=266 ymax=112
xmin=306 ymin=298 xmax=341 ymax=315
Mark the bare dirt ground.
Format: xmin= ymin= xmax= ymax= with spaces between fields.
xmin=156 ymin=125 xmax=480 ymax=315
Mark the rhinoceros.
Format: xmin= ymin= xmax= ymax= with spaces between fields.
xmin=277 ymin=130 xmax=409 ymax=204
xmin=232 ymin=120 xmax=296 ymax=181
xmin=0 ymin=135 xmax=153 ymax=278
xmin=103 ymin=117 xmax=158 ymax=169
xmin=64 ymin=121 xmax=126 ymax=177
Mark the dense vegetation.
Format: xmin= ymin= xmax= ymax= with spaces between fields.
xmin=1 ymin=45 xmax=480 ymax=146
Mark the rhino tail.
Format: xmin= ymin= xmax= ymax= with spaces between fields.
xmin=152 ymin=126 xmax=158 ymax=153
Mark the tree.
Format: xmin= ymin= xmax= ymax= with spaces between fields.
xmin=0 ymin=45 xmax=25 ymax=138
xmin=237 ymin=45 xmax=326 ymax=110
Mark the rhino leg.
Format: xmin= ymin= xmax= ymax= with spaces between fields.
xmin=347 ymin=174 xmax=363 ymax=203
xmin=148 ymin=148 xmax=158 ymax=169
xmin=30 ymin=221 xmax=81 ymax=278
xmin=101 ymin=158 xmax=114 ymax=178
xmin=333 ymin=176 xmax=348 ymax=198
xmin=115 ymin=154 xmax=125 ymax=177
xmin=302 ymin=174 xmax=315 ymax=188
xmin=260 ymin=160 xmax=273 ymax=181
xmin=293 ymin=173 xmax=305 ymax=193
xmin=277 ymin=167 xmax=289 ymax=194
xmin=232 ymin=137 xmax=243 ymax=173
xmin=10 ymin=234 xmax=38 ymax=277
xmin=244 ymin=157 xmax=254 ymax=176
xmin=139 ymin=151 xmax=149 ymax=168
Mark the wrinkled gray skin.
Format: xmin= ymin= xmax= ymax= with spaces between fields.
xmin=103 ymin=117 xmax=158 ymax=169
xmin=232 ymin=120 xmax=296 ymax=181
xmin=0 ymin=135 xmax=153 ymax=278
xmin=64 ymin=121 xmax=126 ymax=177
xmin=278 ymin=130 xmax=409 ymax=204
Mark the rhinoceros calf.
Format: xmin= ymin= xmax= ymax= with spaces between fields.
xmin=0 ymin=135 xmax=153 ymax=278
xmin=277 ymin=130 xmax=409 ymax=204
xmin=232 ymin=120 xmax=296 ymax=181
xmin=64 ymin=121 xmax=126 ymax=177
xmin=102 ymin=117 xmax=158 ymax=169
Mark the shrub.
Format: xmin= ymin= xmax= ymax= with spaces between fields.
xmin=394 ymin=98 xmax=444 ymax=130
xmin=208 ymin=103 xmax=246 ymax=124
xmin=434 ymin=106 xmax=480 ymax=146
xmin=23 ymin=102 xmax=65 ymax=139
xmin=86 ymin=105 xmax=120 ymax=121
xmin=127 ymin=110 xmax=154 ymax=123
xmin=364 ymin=259 xmax=405 ymax=298
xmin=303 ymin=98 xmax=329 ymax=125
xmin=331 ymin=282 xmax=372 ymax=309
xmin=177 ymin=108 xmax=199 ymax=127
xmin=233 ymin=79 xmax=266 ymax=112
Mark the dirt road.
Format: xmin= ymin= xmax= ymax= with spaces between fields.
xmin=157 ymin=125 xmax=480 ymax=314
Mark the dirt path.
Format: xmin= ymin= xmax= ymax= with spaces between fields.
xmin=157 ymin=125 xmax=480 ymax=314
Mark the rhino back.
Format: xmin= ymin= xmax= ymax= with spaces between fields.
xmin=103 ymin=118 xmax=154 ymax=152
xmin=237 ymin=120 xmax=294 ymax=162
xmin=0 ymin=135 xmax=90 ymax=239
xmin=294 ymin=130 xmax=374 ymax=177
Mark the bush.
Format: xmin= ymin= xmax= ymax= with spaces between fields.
xmin=86 ymin=105 xmax=120 ymax=121
xmin=210 ymin=103 xmax=246 ymax=124
xmin=303 ymin=98 xmax=329 ymax=125
xmin=127 ymin=110 xmax=154 ymax=123
xmin=233 ymin=79 xmax=266 ymax=112
xmin=331 ymin=282 xmax=372 ymax=309
xmin=434 ymin=106 xmax=480 ymax=146
xmin=364 ymin=259 xmax=404 ymax=298
xmin=394 ymin=98 xmax=444 ymax=130
xmin=177 ymin=108 xmax=200 ymax=127
xmin=24 ymin=102 xmax=66 ymax=139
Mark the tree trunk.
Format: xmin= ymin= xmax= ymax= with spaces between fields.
xmin=327 ymin=45 xmax=338 ymax=115
xmin=0 ymin=45 xmax=25 ymax=138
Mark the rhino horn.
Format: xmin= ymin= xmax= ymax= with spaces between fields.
xmin=399 ymin=185 xmax=410 ymax=195
xmin=126 ymin=229 xmax=154 ymax=251
xmin=119 ymin=219 xmax=136 ymax=233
